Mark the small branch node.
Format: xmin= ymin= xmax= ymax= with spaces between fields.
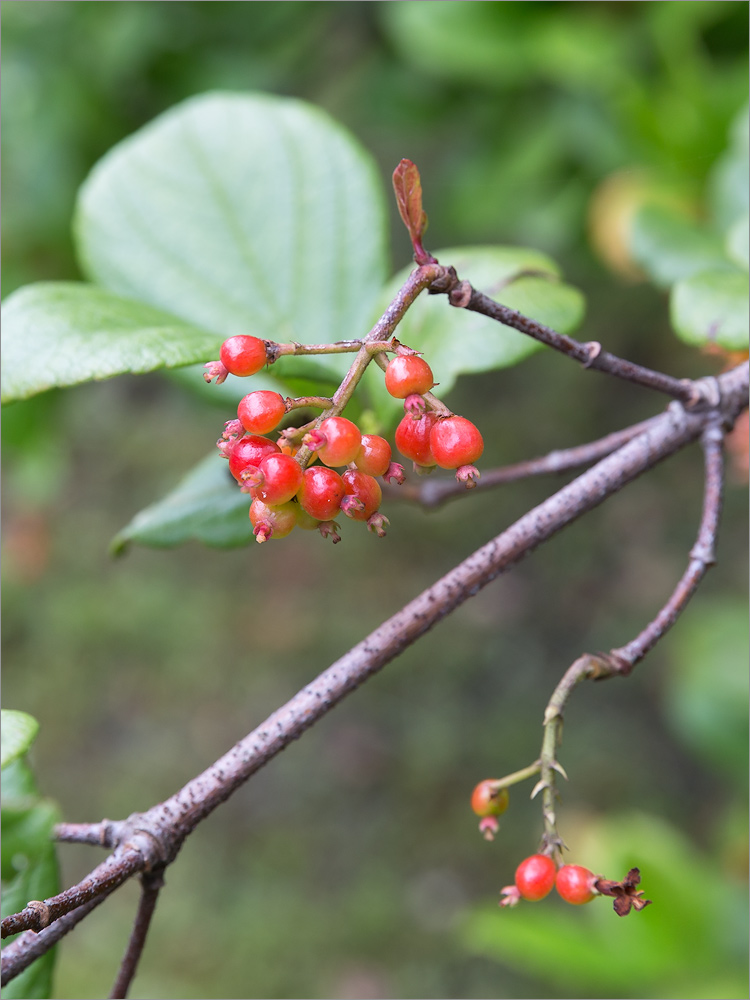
xmin=448 ymin=280 xmax=472 ymax=308
xmin=686 ymin=375 xmax=722 ymax=411
xmin=582 ymin=341 xmax=602 ymax=367
xmin=25 ymin=901 xmax=51 ymax=931
xmin=689 ymin=539 xmax=716 ymax=566
xmin=427 ymin=265 xmax=459 ymax=295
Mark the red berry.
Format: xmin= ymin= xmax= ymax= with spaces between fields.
xmin=315 ymin=417 xmax=362 ymax=467
xmin=220 ymin=336 xmax=268 ymax=377
xmin=228 ymin=435 xmax=281 ymax=482
xmin=249 ymin=499 xmax=297 ymax=543
xmin=394 ymin=410 xmax=439 ymax=467
xmin=430 ymin=416 xmax=484 ymax=469
xmin=354 ymin=435 xmax=392 ymax=477
xmin=238 ymin=391 xmax=286 ymax=434
xmin=555 ymin=865 xmax=596 ymax=905
xmin=470 ymin=780 xmax=509 ymax=818
xmin=341 ymin=470 xmax=382 ymax=521
xmin=384 ymin=355 xmax=434 ymax=398
xmin=254 ymin=453 xmax=304 ymax=506
xmin=297 ymin=466 xmax=346 ymax=521
xmin=515 ymin=854 xmax=556 ymax=902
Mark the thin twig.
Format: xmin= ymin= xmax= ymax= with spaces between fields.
xmin=54 ymin=820 xmax=116 ymax=846
xmin=608 ymin=418 xmax=725 ymax=671
xmin=450 ymin=283 xmax=696 ymax=403
xmin=389 ymin=416 xmax=663 ymax=508
xmin=109 ymin=871 xmax=165 ymax=1000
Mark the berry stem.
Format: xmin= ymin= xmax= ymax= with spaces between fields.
xmin=293 ymin=263 xmax=449 ymax=469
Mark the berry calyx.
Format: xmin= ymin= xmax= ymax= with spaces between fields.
xmin=308 ymin=417 xmax=362 ymax=467
xmin=220 ymin=335 xmax=268 ymax=377
xmin=384 ymin=355 xmax=435 ymax=398
xmin=341 ymin=471 xmax=382 ymax=521
xmin=394 ymin=410 xmax=439 ymax=467
xmin=297 ymin=466 xmax=346 ymax=521
xmin=514 ymin=854 xmax=557 ymax=902
xmin=429 ymin=416 xmax=484 ymax=469
xmin=228 ymin=435 xmax=281 ymax=482
xmin=254 ymin=453 xmax=304 ymax=506
xmin=354 ymin=435 xmax=392 ymax=478
xmin=555 ymin=865 xmax=597 ymax=905
xmin=249 ymin=499 xmax=297 ymax=543
xmin=471 ymin=780 xmax=510 ymax=818
xmin=238 ymin=391 xmax=286 ymax=435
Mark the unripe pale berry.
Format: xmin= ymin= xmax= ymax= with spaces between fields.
xmin=470 ymin=780 xmax=509 ymax=818
xmin=220 ymin=335 xmax=268 ymax=377
xmin=249 ymin=499 xmax=297 ymax=542
xmin=515 ymin=854 xmax=556 ymax=902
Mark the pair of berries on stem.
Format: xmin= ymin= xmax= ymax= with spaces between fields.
xmin=470 ymin=779 xmax=651 ymax=916
xmin=207 ymin=334 xmax=486 ymax=542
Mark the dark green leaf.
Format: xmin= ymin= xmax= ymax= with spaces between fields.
xmin=670 ymin=268 xmax=749 ymax=350
xmin=111 ymin=452 xmax=253 ymax=553
xmin=75 ymin=91 xmax=387 ymax=354
xmin=1 ymin=711 xmax=39 ymax=770
xmin=1 ymin=283 xmax=220 ymax=404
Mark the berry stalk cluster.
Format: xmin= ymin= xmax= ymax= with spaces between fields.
xmin=204 ymin=334 xmax=485 ymax=543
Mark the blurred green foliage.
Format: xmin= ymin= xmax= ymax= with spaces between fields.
xmin=2 ymin=3 xmax=747 ymax=999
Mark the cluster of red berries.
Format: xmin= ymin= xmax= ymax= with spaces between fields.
xmin=204 ymin=334 xmax=485 ymax=543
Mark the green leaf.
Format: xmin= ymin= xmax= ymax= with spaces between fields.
xmin=1 ymin=711 xmax=39 ymax=770
xmin=111 ymin=452 xmax=253 ymax=553
xmin=670 ymin=268 xmax=749 ymax=350
xmin=75 ymin=91 xmax=387 ymax=353
xmin=1 ymin=283 xmax=221 ymax=404
xmin=662 ymin=601 xmax=749 ymax=779
xmin=725 ymin=213 xmax=750 ymax=272
xmin=630 ymin=205 xmax=731 ymax=290
xmin=2 ymin=759 xmax=61 ymax=1000
xmin=363 ymin=246 xmax=585 ymax=427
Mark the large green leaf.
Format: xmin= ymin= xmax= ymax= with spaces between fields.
xmin=111 ymin=452 xmax=253 ymax=553
xmin=1 ymin=283 xmax=220 ymax=403
xmin=2 ymin=759 xmax=60 ymax=1000
xmin=670 ymin=268 xmax=749 ymax=350
xmin=630 ymin=205 xmax=731 ymax=290
xmin=75 ymin=91 xmax=387 ymax=351
xmin=363 ymin=246 xmax=585 ymax=427
xmin=1 ymin=711 xmax=39 ymax=770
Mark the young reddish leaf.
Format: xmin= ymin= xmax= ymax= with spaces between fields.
xmin=392 ymin=159 xmax=437 ymax=265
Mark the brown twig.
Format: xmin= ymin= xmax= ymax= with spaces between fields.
xmin=108 ymin=871 xmax=165 ymax=999
xmin=449 ymin=282 xmax=697 ymax=403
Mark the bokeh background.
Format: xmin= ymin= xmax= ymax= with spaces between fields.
xmin=2 ymin=3 xmax=748 ymax=998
